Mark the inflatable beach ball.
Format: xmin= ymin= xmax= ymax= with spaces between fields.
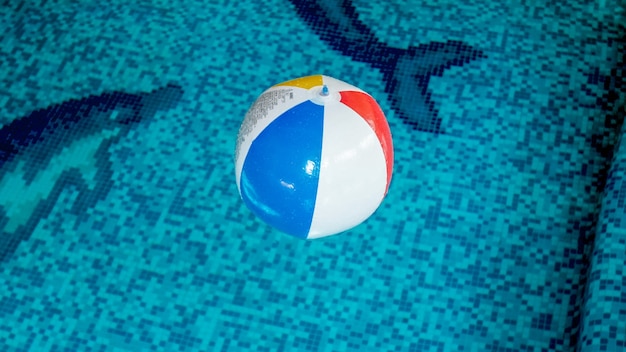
xmin=234 ymin=75 xmax=393 ymax=239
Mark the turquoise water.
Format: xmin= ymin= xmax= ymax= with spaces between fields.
xmin=0 ymin=1 xmax=624 ymax=351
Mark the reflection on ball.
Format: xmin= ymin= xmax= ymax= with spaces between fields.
xmin=234 ymin=75 xmax=393 ymax=239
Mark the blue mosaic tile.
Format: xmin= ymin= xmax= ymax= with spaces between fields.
xmin=0 ymin=0 xmax=624 ymax=351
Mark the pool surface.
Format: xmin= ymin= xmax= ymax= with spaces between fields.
xmin=1 ymin=1 xmax=625 ymax=351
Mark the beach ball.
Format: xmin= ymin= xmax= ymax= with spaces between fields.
xmin=234 ymin=75 xmax=393 ymax=239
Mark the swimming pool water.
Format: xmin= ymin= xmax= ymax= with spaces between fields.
xmin=0 ymin=1 xmax=624 ymax=351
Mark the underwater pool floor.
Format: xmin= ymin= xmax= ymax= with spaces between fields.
xmin=0 ymin=1 xmax=625 ymax=351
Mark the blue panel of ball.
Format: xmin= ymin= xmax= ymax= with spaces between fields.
xmin=241 ymin=101 xmax=324 ymax=238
